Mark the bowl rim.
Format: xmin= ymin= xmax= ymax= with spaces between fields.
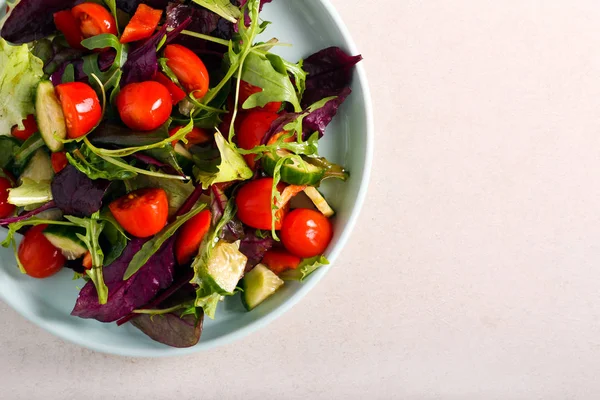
xmin=0 ymin=0 xmax=374 ymax=357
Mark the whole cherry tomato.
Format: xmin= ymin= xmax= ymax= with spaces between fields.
xmin=237 ymin=110 xmax=279 ymax=169
xmin=0 ymin=177 xmax=15 ymax=219
xmin=116 ymin=81 xmax=173 ymax=131
xmin=18 ymin=225 xmax=66 ymax=279
xmin=236 ymin=178 xmax=287 ymax=230
xmin=164 ymin=44 xmax=210 ymax=99
xmin=175 ymin=209 xmax=211 ymax=265
xmin=239 ymin=81 xmax=282 ymax=112
xmin=120 ymin=4 xmax=162 ymax=44
xmin=71 ymin=3 xmax=117 ymax=38
xmin=261 ymin=249 xmax=301 ymax=275
xmin=55 ymin=82 xmax=102 ymax=139
xmin=51 ymin=152 xmax=69 ymax=173
xmin=11 ymin=114 xmax=38 ymax=141
xmin=169 ymin=126 xmax=211 ymax=148
xmin=109 ymin=188 xmax=169 ymax=238
xmin=281 ymin=209 xmax=333 ymax=258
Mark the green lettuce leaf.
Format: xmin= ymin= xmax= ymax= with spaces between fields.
xmin=280 ymin=255 xmax=330 ymax=282
xmin=190 ymin=0 xmax=241 ymax=23
xmin=0 ymin=38 xmax=43 ymax=135
xmin=7 ymin=178 xmax=52 ymax=207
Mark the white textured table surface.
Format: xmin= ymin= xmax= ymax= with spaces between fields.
xmin=4 ymin=1 xmax=600 ymax=399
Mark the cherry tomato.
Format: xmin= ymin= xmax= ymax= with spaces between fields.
xmin=236 ymin=178 xmax=287 ymax=230
xmin=116 ymin=81 xmax=172 ymax=131
xmin=237 ymin=111 xmax=279 ymax=169
xmin=153 ymin=72 xmax=186 ymax=105
xmin=164 ymin=44 xmax=210 ymax=99
xmin=120 ymin=4 xmax=162 ymax=44
xmin=51 ymin=152 xmax=69 ymax=173
xmin=262 ymin=249 xmax=301 ymax=275
xmin=53 ymin=10 xmax=84 ymax=49
xmin=281 ymin=209 xmax=333 ymax=258
xmin=0 ymin=177 xmax=15 ymax=219
xmin=18 ymin=225 xmax=66 ymax=279
xmin=109 ymin=188 xmax=169 ymax=238
xmin=169 ymin=126 xmax=211 ymax=148
xmin=239 ymin=81 xmax=282 ymax=112
xmin=175 ymin=209 xmax=211 ymax=265
xmin=71 ymin=3 xmax=117 ymax=38
xmin=55 ymin=82 xmax=102 ymax=139
xmin=11 ymin=114 xmax=38 ymax=141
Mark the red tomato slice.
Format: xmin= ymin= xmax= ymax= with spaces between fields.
xmin=116 ymin=81 xmax=173 ymax=131
xmin=71 ymin=3 xmax=117 ymax=38
xmin=0 ymin=177 xmax=15 ymax=219
xmin=55 ymin=82 xmax=102 ymax=139
xmin=262 ymin=249 xmax=301 ymax=275
xmin=18 ymin=225 xmax=66 ymax=279
xmin=237 ymin=110 xmax=279 ymax=169
xmin=236 ymin=178 xmax=287 ymax=230
xmin=239 ymin=81 xmax=282 ymax=112
xmin=169 ymin=126 xmax=211 ymax=148
xmin=164 ymin=44 xmax=210 ymax=99
xmin=152 ymin=72 xmax=187 ymax=105
xmin=11 ymin=114 xmax=38 ymax=141
xmin=120 ymin=4 xmax=162 ymax=44
xmin=51 ymin=152 xmax=69 ymax=173
xmin=53 ymin=10 xmax=84 ymax=49
xmin=281 ymin=209 xmax=333 ymax=258
xmin=175 ymin=209 xmax=211 ymax=265
xmin=109 ymin=188 xmax=169 ymax=238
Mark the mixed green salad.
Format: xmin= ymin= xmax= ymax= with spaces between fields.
xmin=0 ymin=0 xmax=362 ymax=347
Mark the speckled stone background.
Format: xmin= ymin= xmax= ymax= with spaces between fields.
xmin=4 ymin=1 xmax=600 ymax=399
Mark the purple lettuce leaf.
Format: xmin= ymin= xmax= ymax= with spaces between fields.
xmin=301 ymin=46 xmax=362 ymax=107
xmin=51 ymin=165 xmax=111 ymax=217
xmin=302 ymin=87 xmax=352 ymax=139
xmin=116 ymin=0 xmax=170 ymax=14
xmin=261 ymin=112 xmax=302 ymax=144
xmin=71 ymin=237 xmax=177 ymax=323
xmin=210 ymin=185 xmax=244 ymax=241
xmin=239 ymin=229 xmax=274 ymax=272
xmin=239 ymin=0 xmax=272 ymax=26
xmin=0 ymin=0 xmax=77 ymax=44
xmin=166 ymin=3 xmax=220 ymax=34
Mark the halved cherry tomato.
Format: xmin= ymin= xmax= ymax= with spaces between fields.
xmin=71 ymin=3 xmax=117 ymax=38
xmin=169 ymin=126 xmax=211 ymax=148
xmin=262 ymin=249 xmax=301 ymax=275
xmin=53 ymin=10 xmax=84 ymax=50
xmin=11 ymin=114 xmax=38 ymax=141
xmin=239 ymin=81 xmax=282 ymax=112
xmin=18 ymin=225 xmax=66 ymax=279
xmin=109 ymin=188 xmax=169 ymax=238
xmin=55 ymin=82 xmax=102 ymax=139
xmin=116 ymin=81 xmax=172 ymax=131
xmin=120 ymin=4 xmax=162 ymax=44
xmin=51 ymin=152 xmax=69 ymax=173
xmin=164 ymin=44 xmax=210 ymax=99
xmin=175 ymin=209 xmax=211 ymax=265
xmin=0 ymin=177 xmax=15 ymax=219
xmin=281 ymin=209 xmax=333 ymax=258
xmin=82 ymin=251 xmax=92 ymax=270
xmin=237 ymin=111 xmax=279 ymax=169
xmin=236 ymin=178 xmax=287 ymax=230
xmin=152 ymin=72 xmax=186 ymax=105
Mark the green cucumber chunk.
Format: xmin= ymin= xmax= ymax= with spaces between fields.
xmin=241 ymin=264 xmax=284 ymax=311
xmin=303 ymin=186 xmax=335 ymax=217
xmin=201 ymin=241 xmax=247 ymax=294
xmin=262 ymin=151 xmax=325 ymax=186
xmin=43 ymin=225 xmax=87 ymax=260
xmin=35 ymin=81 xmax=67 ymax=152
xmin=20 ymin=149 xmax=53 ymax=183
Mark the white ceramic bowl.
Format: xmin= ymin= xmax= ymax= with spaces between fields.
xmin=0 ymin=0 xmax=373 ymax=357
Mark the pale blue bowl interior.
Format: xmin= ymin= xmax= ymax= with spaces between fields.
xmin=0 ymin=0 xmax=373 ymax=357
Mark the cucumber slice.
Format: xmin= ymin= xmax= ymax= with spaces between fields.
xmin=262 ymin=151 xmax=325 ymax=186
xmin=35 ymin=80 xmax=66 ymax=152
xmin=241 ymin=264 xmax=284 ymax=311
xmin=43 ymin=225 xmax=87 ymax=260
xmin=198 ymin=241 xmax=247 ymax=294
xmin=19 ymin=149 xmax=53 ymax=184
xmin=303 ymin=187 xmax=335 ymax=217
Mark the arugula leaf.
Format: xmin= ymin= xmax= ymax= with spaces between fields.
xmin=67 ymin=145 xmax=138 ymax=181
xmin=194 ymin=130 xmax=252 ymax=189
xmin=280 ymin=255 xmax=329 ymax=281
xmin=62 ymin=64 xmax=76 ymax=84
xmin=0 ymin=38 xmax=44 ymax=135
xmin=190 ymin=0 xmax=241 ymax=23
xmin=124 ymin=204 xmax=207 ymax=280
xmin=81 ymin=34 xmax=128 ymax=87
xmin=0 ymin=137 xmax=20 ymax=169
xmin=7 ymin=178 xmax=52 ymax=207
xmin=193 ymin=293 xmax=221 ymax=319
xmin=240 ymin=51 xmax=301 ymax=111
xmin=103 ymin=0 xmax=120 ymax=35
xmin=283 ymin=58 xmax=307 ymax=98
